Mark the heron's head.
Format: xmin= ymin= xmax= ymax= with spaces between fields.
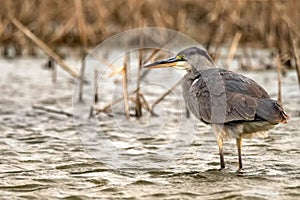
xmin=144 ymin=47 xmax=214 ymax=73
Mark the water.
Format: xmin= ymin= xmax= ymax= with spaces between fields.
xmin=0 ymin=55 xmax=300 ymax=199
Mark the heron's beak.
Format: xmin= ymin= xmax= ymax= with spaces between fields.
xmin=144 ymin=56 xmax=180 ymax=69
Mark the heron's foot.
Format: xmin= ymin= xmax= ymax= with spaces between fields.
xmin=237 ymin=167 xmax=244 ymax=173
xmin=218 ymin=167 xmax=225 ymax=171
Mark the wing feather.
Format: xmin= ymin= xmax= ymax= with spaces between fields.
xmin=183 ymin=68 xmax=286 ymax=124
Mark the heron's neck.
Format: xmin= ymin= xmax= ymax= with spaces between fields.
xmin=188 ymin=55 xmax=215 ymax=72
xmin=184 ymin=70 xmax=201 ymax=83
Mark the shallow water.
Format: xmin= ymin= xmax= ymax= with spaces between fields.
xmin=1 ymin=55 xmax=300 ymax=199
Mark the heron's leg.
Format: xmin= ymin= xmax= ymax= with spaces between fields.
xmin=217 ymin=136 xmax=225 ymax=169
xmin=236 ymin=137 xmax=243 ymax=170
xmin=185 ymin=106 xmax=190 ymax=118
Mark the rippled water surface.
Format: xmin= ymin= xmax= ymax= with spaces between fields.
xmin=1 ymin=56 xmax=300 ymax=199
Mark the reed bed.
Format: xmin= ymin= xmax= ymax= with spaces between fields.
xmin=1 ymin=0 xmax=299 ymax=52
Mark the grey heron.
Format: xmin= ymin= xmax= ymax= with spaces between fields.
xmin=144 ymin=47 xmax=289 ymax=170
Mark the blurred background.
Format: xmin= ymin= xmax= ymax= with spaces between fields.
xmin=1 ymin=0 xmax=299 ymax=56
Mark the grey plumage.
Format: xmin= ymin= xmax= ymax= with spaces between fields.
xmin=183 ymin=68 xmax=287 ymax=126
xmin=145 ymin=46 xmax=289 ymax=170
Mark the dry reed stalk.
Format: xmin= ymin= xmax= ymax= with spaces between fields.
xmin=135 ymin=19 xmax=145 ymax=118
xmin=51 ymin=59 xmax=57 ymax=83
xmin=177 ymin=8 xmax=186 ymax=32
xmin=89 ymin=106 xmax=94 ymax=119
xmin=292 ymin=38 xmax=300 ymax=90
xmin=129 ymin=93 xmax=155 ymax=116
xmin=87 ymin=51 xmax=116 ymax=71
xmin=8 ymin=15 xmax=79 ymax=78
xmin=94 ymin=69 xmax=99 ymax=103
xmin=205 ymin=0 xmax=225 ymax=49
xmin=241 ymin=47 xmax=252 ymax=70
xmin=153 ymin=10 xmax=165 ymax=27
xmin=135 ymin=49 xmax=143 ymax=117
xmin=142 ymin=48 xmax=161 ymax=65
xmin=75 ymin=0 xmax=88 ymax=102
xmin=122 ymin=55 xmax=130 ymax=119
xmin=0 ymin=19 xmax=9 ymax=39
xmin=282 ymin=15 xmax=300 ymax=39
xmin=275 ymin=53 xmax=282 ymax=102
xmin=2 ymin=1 xmax=300 ymax=50
xmin=32 ymin=105 xmax=75 ymax=117
xmin=50 ymin=16 xmax=76 ymax=43
xmin=75 ymin=0 xmax=87 ymax=47
xmin=213 ymin=44 xmax=222 ymax=62
xmin=138 ymin=93 xmax=151 ymax=114
xmin=94 ymin=88 xmax=139 ymax=113
xmin=94 ymin=0 xmax=110 ymax=38
xmin=78 ymin=50 xmax=85 ymax=102
xmin=150 ymin=79 xmax=182 ymax=112
xmin=226 ymin=31 xmax=242 ymax=69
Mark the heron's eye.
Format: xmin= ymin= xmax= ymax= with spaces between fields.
xmin=176 ymin=55 xmax=186 ymax=60
xmin=176 ymin=55 xmax=182 ymax=60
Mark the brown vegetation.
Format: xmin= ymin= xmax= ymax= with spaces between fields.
xmin=1 ymin=0 xmax=299 ymax=52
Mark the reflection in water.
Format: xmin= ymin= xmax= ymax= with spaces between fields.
xmin=0 ymin=57 xmax=299 ymax=199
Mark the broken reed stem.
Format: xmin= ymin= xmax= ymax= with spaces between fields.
xmin=122 ymin=55 xmax=130 ymax=119
xmin=8 ymin=15 xmax=79 ymax=79
xmin=283 ymin=16 xmax=300 ymax=90
xmin=94 ymin=69 xmax=99 ymax=103
xmin=78 ymin=48 xmax=85 ymax=102
xmin=282 ymin=15 xmax=300 ymax=40
xmin=292 ymin=38 xmax=300 ymax=90
xmin=89 ymin=106 xmax=94 ymax=118
xmin=96 ymin=76 xmax=182 ymax=116
xmin=129 ymin=93 xmax=155 ymax=116
xmin=226 ymin=31 xmax=242 ymax=69
xmin=142 ymin=48 xmax=161 ymax=65
xmin=231 ymin=32 xmax=242 ymax=51
xmin=275 ymin=53 xmax=282 ymax=102
xmin=94 ymin=88 xmax=139 ymax=113
xmin=134 ymin=18 xmax=146 ymax=118
xmin=150 ymin=79 xmax=182 ymax=111
xmin=32 ymin=105 xmax=74 ymax=117
xmin=211 ymin=43 xmax=222 ymax=62
xmin=135 ymin=49 xmax=143 ymax=117
xmin=75 ymin=0 xmax=87 ymax=47
xmin=138 ymin=93 xmax=151 ymax=113
xmin=49 ymin=58 xmax=56 ymax=83
xmin=75 ymin=0 xmax=88 ymax=103
xmin=88 ymin=51 xmax=116 ymax=71
xmin=52 ymin=64 xmax=57 ymax=83
xmin=241 ymin=47 xmax=252 ymax=70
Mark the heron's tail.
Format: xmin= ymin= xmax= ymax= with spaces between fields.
xmin=279 ymin=106 xmax=289 ymax=124
xmin=256 ymin=98 xmax=289 ymax=124
xmin=274 ymin=100 xmax=289 ymax=123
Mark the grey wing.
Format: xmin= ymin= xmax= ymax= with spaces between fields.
xmin=186 ymin=69 xmax=287 ymax=124
xmin=221 ymin=69 xmax=288 ymax=123
xmin=188 ymin=77 xmax=257 ymax=124
xmin=256 ymin=98 xmax=289 ymax=123
xmin=219 ymin=69 xmax=270 ymax=98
